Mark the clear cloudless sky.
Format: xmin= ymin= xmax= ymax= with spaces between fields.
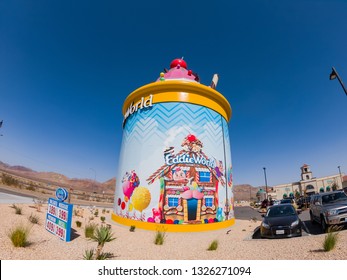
xmin=1 ymin=0 xmax=347 ymax=186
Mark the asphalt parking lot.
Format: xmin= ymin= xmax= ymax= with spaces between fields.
xmin=234 ymin=206 xmax=344 ymax=239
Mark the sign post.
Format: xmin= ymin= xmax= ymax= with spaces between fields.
xmin=45 ymin=188 xmax=73 ymax=242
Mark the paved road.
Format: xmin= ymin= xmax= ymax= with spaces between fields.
xmin=0 ymin=187 xmax=113 ymax=208
xmin=0 ymin=187 xmax=37 ymax=204
xmin=234 ymin=206 xmax=263 ymax=221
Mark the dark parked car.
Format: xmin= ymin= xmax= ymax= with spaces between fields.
xmin=260 ymin=204 xmax=302 ymax=238
xmin=280 ymin=199 xmax=292 ymax=204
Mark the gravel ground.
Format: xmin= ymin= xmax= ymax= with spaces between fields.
xmin=0 ymin=203 xmax=346 ymax=260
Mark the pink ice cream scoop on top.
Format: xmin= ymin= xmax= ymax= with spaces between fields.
xmin=157 ymin=58 xmax=200 ymax=82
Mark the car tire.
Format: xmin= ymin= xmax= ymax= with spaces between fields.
xmin=310 ymin=211 xmax=316 ymax=224
xmin=321 ymin=217 xmax=328 ymax=233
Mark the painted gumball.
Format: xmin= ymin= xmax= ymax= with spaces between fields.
xmin=118 ymin=198 xmax=121 ymax=206
xmin=166 ymin=219 xmax=173 ymax=224
xmin=121 ymin=201 xmax=126 ymax=210
xmin=204 ymin=219 xmax=209 ymax=224
xmin=208 ymin=218 xmax=214 ymax=223
xmin=147 ymin=217 xmax=155 ymax=223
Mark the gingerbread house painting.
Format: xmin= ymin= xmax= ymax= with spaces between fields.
xmin=146 ymin=134 xmax=226 ymax=224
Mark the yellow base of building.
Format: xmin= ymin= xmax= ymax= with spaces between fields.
xmin=111 ymin=212 xmax=235 ymax=232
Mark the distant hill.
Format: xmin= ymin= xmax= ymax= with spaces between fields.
xmin=0 ymin=161 xmax=115 ymax=194
xmin=233 ymin=184 xmax=263 ymax=201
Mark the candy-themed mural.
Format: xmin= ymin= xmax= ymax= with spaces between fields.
xmin=112 ymin=58 xmax=234 ymax=232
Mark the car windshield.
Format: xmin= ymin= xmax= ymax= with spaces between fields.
xmin=322 ymin=192 xmax=347 ymax=204
xmin=280 ymin=199 xmax=291 ymax=204
xmin=267 ymin=205 xmax=296 ymax=217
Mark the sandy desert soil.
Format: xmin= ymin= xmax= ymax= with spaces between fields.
xmin=0 ymin=203 xmax=346 ymax=260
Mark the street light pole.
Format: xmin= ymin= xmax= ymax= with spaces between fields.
xmin=338 ymin=166 xmax=342 ymax=189
xmin=249 ymin=185 xmax=252 ymax=203
xmin=0 ymin=120 xmax=3 ymax=136
xmin=89 ymin=168 xmax=96 ymax=193
xmin=263 ymin=167 xmax=268 ymax=200
xmin=330 ymin=67 xmax=347 ymax=96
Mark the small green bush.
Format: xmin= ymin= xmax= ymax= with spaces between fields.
xmin=129 ymin=225 xmax=136 ymax=232
xmin=28 ymin=213 xmax=39 ymax=224
xmin=100 ymin=216 xmax=106 ymax=223
xmin=94 ymin=210 xmax=99 ymax=217
xmin=11 ymin=204 xmax=22 ymax=215
xmin=85 ymin=223 xmax=97 ymax=238
xmin=323 ymin=226 xmax=341 ymax=252
xmin=154 ymin=231 xmax=166 ymax=245
xmin=97 ymin=252 xmax=113 ymax=260
xmin=2 ymin=174 xmax=20 ymax=186
xmin=26 ymin=186 xmax=36 ymax=191
xmin=83 ymin=249 xmax=94 ymax=260
xmin=8 ymin=225 xmax=30 ymax=247
xmin=76 ymin=221 xmax=82 ymax=228
xmin=207 ymin=240 xmax=218 ymax=251
xmin=15 ymin=206 xmax=22 ymax=215
xmin=102 ymin=208 xmax=106 ymax=214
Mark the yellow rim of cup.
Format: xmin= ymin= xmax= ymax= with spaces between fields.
xmin=123 ymin=80 xmax=232 ymax=121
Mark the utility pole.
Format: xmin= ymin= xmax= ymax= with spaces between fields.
xmin=263 ymin=167 xmax=268 ymax=200
xmin=330 ymin=67 xmax=347 ymax=96
xmin=338 ymin=166 xmax=343 ymax=189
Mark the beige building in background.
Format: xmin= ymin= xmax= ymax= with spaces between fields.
xmin=270 ymin=164 xmax=345 ymax=200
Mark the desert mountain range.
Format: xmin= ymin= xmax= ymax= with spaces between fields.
xmin=0 ymin=161 xmax=262 ymax=200
xmin=0 ymin=161 xmax=116 ymax=194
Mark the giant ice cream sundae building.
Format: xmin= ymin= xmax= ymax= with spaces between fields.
xmin=112 ymin=58 xmax=234 ymax=232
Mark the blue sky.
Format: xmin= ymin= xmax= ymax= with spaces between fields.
xmin=1 ymin=0 xmax=347 ymax=186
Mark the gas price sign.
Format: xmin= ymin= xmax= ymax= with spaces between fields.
xmin=45 ymin=197 xmax=73 ymax=241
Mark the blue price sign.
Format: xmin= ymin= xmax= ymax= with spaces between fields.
xmin=45 ymin=197 xmax=73 ymax=241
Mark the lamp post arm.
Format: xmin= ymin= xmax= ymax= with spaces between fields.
xmin=332 ymin=67 xmax=347 ymax=96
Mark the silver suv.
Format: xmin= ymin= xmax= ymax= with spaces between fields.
xmin=309 ymin=191 xmax=347 ymax=232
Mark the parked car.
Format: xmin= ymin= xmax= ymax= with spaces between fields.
xmin=280 ymin=198 xmax=300 ymax=212
xmin=309 ymin=190 xmax=347 ymax=233
xmin=272 ymin=200 xmax=280 ymax=205
xmin=280 ymin=199 xmax=292 ymax=204
xmin=296 ymin=196 xmax=311 ymax=209
xmin=260 ymin=204 xmax=302 ymax=238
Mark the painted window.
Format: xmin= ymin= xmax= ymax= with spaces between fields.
xmin=168 ymin=197 xmax=179 ymax=207
xmin=199 ymin=171 xmax=211 ymax=182
xmin=205 ymin=197 xmax=213 ymax=207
